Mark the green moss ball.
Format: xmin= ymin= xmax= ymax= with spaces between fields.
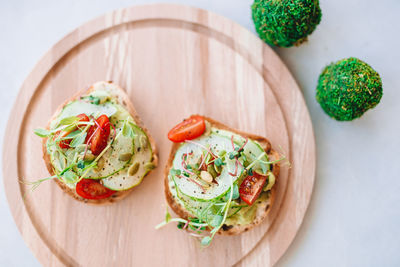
xmin=316 ymin=57 xmax=383 ymax=121
xmin=251 ymin=0 xmax=322 ymax=47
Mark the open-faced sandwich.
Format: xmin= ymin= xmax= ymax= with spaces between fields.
xmin=32 ymin=81 xmax=157 ymax=204
xmin=157 ymin=115 xmax=282 ymax=246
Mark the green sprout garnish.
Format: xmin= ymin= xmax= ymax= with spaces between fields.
xmin=77 ymin=160 xmax=85 ymax=169
xmin=214 ymin=158 xmax=225 ymax=167
xmin=33 ymin=128 xmax=51 ymax=138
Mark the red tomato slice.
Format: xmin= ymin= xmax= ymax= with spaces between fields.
xmin=86 ymin=115 xmax=110 ymax=155
xmin=167 ymin=115 xmax=206 ymax=143
xmin=57 ymin=113 xmax=89 ymax=149
xmin=75 ymin=113 xmax=90 ymax=127
xmin=239 ymin=172 xmax=268 ymax=205
xmin=57 ymin=131 xmax=72 ymax=149
xmin=76 ymin=179 xmax=115 ymax=200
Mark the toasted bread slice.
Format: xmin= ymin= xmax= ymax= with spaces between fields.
xmin=164 ymin=115 xmax=280 ymax=235
xmin=42 ymin=81 xmax=158 ymax=205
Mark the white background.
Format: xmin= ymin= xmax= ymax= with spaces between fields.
xmin=1 ymin=0 xmax=399 ymax=266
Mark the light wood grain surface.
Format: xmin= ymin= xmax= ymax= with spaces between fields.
xmin=2 ymin=4 xmax=315 ymax=267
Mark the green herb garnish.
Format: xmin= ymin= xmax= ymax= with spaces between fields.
xmin=69 ymin=132 xmax=87 ymax=148
xmin=63 ymin=170 xmax=78 ymax=183
xmin=34 ymin=128 xmax=51 ymax=137
xmin=209 ymin=214 xmax=223 ymax=227
xmin=224 ymin=184 xmax=239 ymax=201
xmin=201 ymin=236 xmax=212 ymax=246
xmin=59 ymin=116 xmax=79 ymax=126
xmin=77 ymin=160 xmax=85 ymax=169
xmin=228 ymin=152 xmax=236 ymax=160
xmin=214 ymin=158 xmax=225 ymax=167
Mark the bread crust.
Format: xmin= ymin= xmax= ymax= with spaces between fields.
xmin=164 ymin=115 xmax=280 ymax=235
xmin=42 ymin=81 xmax=158 ymax=205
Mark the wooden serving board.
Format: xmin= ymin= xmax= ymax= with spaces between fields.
xmin=2 ymin=4 xmax=316 ymax=267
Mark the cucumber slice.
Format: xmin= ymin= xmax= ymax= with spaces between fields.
xmin=169 ymin=177 xmax=245 ymax=220
xmin=101 ymin=125 xmax=153 ymax=191
xmin=212 ymin=128 xmax=245 ymax=145
xmin=242 ymin=140 xmax=269 ymax=173
xmin=214 ymin=128 xmax=269 ymax=173
xmin=84 ymin=133 xmax=134 ymax=179
xmin=168 ymin=176 xmax=218 ymax=219
xmin=171 ymin=133 xmax=244 ymax=201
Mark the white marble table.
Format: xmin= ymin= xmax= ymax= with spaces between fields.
xmin=1 ymin=0 xmax=399 ymax=266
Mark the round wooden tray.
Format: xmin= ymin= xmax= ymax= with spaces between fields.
xmin=2 ymin=4 xmax=315 ymax=267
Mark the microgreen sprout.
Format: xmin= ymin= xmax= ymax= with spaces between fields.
xmin=20 ymin=175 xmax=57 ymax=199
xmin=181 ymin=153 xmax=195 ymax=176
xmin=33 ymin=128 xmax=51 ymax=138
xmin=245 ymin=152 xmax=266 ymax=170
xmin=214 ymin=158 xmax=225 ymax=167
xmin=202 ymin=175 xmax=235 ymax=247
xmin=228 ymin=153 xmax=235 ymax=160
xmin=21 ymin=160 xmax=79 ymax=197
xmin=155 ymin=209 xmax=208 ymax=230
xmin=228 ymin=160 xmax=238 ymax=177
xmin=77 ymin=160 xmax=85 ymax=169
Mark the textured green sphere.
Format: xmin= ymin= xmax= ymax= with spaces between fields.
xmin=316 ymin=57 xmax=383 ymax=121
xmin=251 ymin=0 xmax=322 ymax=47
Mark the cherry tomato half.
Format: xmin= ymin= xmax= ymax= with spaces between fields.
xmin=57 ymin=113 xmax=90 ymax=149
xmin=239 ymin=172 xmax=268 ymax=205
xmin=76 ymin=179 xmax=115 ymax=200
xmin=167 ymin=115 xmax=205 ymax=143
xmin=86 ymin=114 xmax=110 ymax=155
